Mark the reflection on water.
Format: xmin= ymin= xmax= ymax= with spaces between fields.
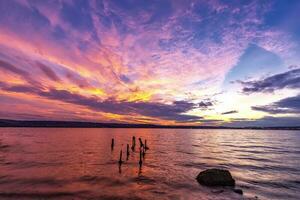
xmin=0 ymin=128 xmax=300 ymax=199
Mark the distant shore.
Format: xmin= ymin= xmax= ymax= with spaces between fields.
xmin=0 ymin=119 xmax=299 ymax=130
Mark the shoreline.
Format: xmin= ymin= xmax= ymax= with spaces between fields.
xmin=1 ymin=119 xmax=299 ymax=130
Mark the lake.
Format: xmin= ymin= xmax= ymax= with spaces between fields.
xmin=0 ymin=128 xmax=299 ymax=200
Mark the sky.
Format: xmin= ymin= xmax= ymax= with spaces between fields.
xmin=0 ymin=0 xmax=300 ymax=126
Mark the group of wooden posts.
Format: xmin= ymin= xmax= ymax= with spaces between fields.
xmin=111 ymin=136 xmax=149 ymax=167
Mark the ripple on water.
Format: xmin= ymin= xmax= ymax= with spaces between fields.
xmin=0 ymin=191 xmax=89 ymax=199
xmin=0 ymin=144 xmax=10 ymax=152
xmin=10 ymin=160 xmax=64 ymax=169
xmin=175 ymin=161 xmax=211 ymax=169
xmin=0 ymin=176 xmax=72 ymax=188
xmin=131 ymin=175 xmax=157 ymax=185
xmin=77 ymin=175 xmax=126 ymax=186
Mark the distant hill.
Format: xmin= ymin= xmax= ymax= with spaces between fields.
xmin=0 ymin=119 xmax=299 ymax=130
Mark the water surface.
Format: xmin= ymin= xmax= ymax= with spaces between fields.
xmin=0 ymin=128 xmax=299 ymax=199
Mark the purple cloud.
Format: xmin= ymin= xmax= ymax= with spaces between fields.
xmin=240 ymin=68 xmax=300 ymax=93
xmin=0 ymin=59 xmax=28 ymax=77
xmin=37 ymin=62 xmax=61 ymax=82
xmin=252 ymin=94 xmax=300 ymax=114
xmin=227 ymin=116 xmax=300 ymax=127
xmin=0 ymin=82 xmax=202 ymax=122
xmin=221 ymin=110 xmax=238 ymax=115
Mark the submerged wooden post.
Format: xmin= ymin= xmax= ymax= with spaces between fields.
xmin=144 ymin=139 xmax=149 ymax=150
xmin=131 ymin=136 xmax=136 ymax=151
xmin=126 ymin=144 xmax=130 ymax=159
xmin=119 ymin=149 xmax=123 ymax=165
xmin=119 ymin=164 xmax=122 ymax=174
xmin=139 ymin=147 xmax=143 ymax=166
xmin=111 ymin=138 xmax=114 ymax=150
xmin=139 ymin=138 xmax=144 ymax=148
xmin=142 ymin=146 xmax=145 ymax=158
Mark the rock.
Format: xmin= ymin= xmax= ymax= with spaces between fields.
xmin=233 ymin=188 xmax=243 ymax=195
xmin=196 ymin=168 xmax=235 ymax=186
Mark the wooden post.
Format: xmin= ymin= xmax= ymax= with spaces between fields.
xmin=131 ymin=136 xmax=136 ymax=151
xmin=126 ymin=144 xmax=130 ymax=160
xmin=118 ymin=149 xmax=123 ymax=165
xmin=139 ymin=138 xmax=144 ymax=148
xmin=111 ymin=138 xmax=114 ymax=150
xmin=145 ymin=139 xmax=149 ymax=150
xmin=139 ymin=147 xmax=143 ymax=166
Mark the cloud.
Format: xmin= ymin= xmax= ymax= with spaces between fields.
xmin=221 ymin=110 xmax=238 ymax=115
xmin=0 ymin=83 xmax=39 ymax=94
xmin=227 ymin=116 xmax=300 ymax=127
xmin=198 ymin=101 xmax=213 ymax=109
xmin=37 ymin=62 xmax=61 ymax=82
xmin=252 ymin=94 xmax=300 ymax=114
xmin=65 ymin=71 xmax=91 ymax=88
xmin=0 ymin=82 xmax=202 ymax=122
xmin=119 ymin=74 xmax=131 ymax=83
xmin=0 ymin=59 xmax=29 ymax=77
xmin=0 ymin=58 xmax=41 ymax=87
xmin=240 ymin=67 xmax=300 ymax=93
xmin=40 ymin=90 xmax=203 ymax=122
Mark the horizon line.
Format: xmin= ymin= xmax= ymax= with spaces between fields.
xmin=0 ymin=119 xmax=299 ymax=130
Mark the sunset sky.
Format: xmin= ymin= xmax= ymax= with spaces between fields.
xmin=0 ymin=0 xmax=300 ymax=126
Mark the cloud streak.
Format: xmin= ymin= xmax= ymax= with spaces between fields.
xmin=240 ymin=68 xmax=300 ymax=93
xmin=0 ymin=81 xmax=202 ymax=122
xmin=221 ymin=110 xmax=238 ymax=115
xmin=252 ymin=94 xmax=300 ymax=114
xmin=37 ymin=62 xmax=61 ymax=82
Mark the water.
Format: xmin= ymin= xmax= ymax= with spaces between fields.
xmin=0 ymin=128 xmax=299 ymax=200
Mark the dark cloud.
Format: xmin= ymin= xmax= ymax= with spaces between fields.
xmin=0 ymin=111 xmax=50 ymax=121
xmin=0 ymin=59 xmax=41 ymax=87
xmin=227 ymin=116 xmax=300 ymax=127
xmin=138 ymin=100 xmax=201 ymax=121
xmin=0 ymin=82 xmax=202 ymax=122
xmin=0 ymin=82 xmax=40 ymax=94
xmin=240 ymin=68 xmax=300 ymax=93
xmin=252 ymin=106 xmax=287 ymax=114
xmin=37 ymin=62 xmax=61 ymax=82
xmin=0 ymin=59 xmax=29 ymax=76
xmin=39 ymin=89 xmax=202 ymax=122
xmin=198 ymin=101 xmax=213 ymax=108
xmin=66 ymin=72 xmax=91 ymax=88
xmin=119 ymin=74 xmax=131 ymax=83
xmin=2 ymin=85 xmax=39 ymax=94
xmin=252 ymin=94 xmax=300 ymax=114
xmin=221 ymin=110 xmax=238 ymax=115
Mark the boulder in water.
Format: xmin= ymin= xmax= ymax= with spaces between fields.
xmin=233 ymin=188 xmax=243 ymax=195
xmin=196 ymin=168 xmax=235 ymax=186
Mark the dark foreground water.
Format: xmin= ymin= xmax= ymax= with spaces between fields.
xmin=0 ymin=128 xmax=299 ymax=200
